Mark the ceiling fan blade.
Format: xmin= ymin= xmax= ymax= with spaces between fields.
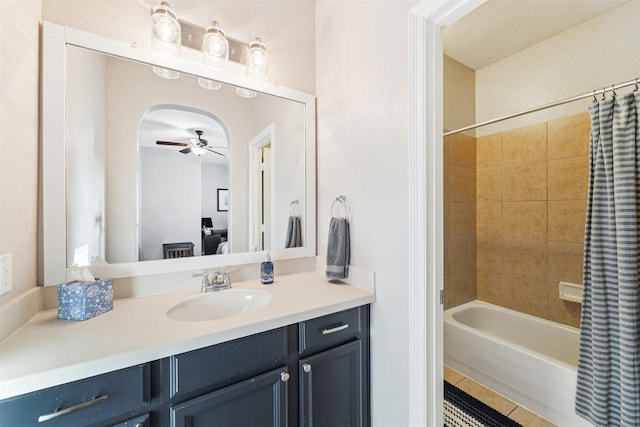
xmin=156 ymin=140 xmax=188 ymax=147
xmin=204 ymin=147 xmax=226 ymax=156
xmin=179 ymin=147 xmax=193 ymax=154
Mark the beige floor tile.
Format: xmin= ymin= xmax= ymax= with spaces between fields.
xmin=455 ymin=378 xmax=518 ymax=416
xmin=509 ymin=406 xmax=557 ymax=426
xmin=443 ymin=366 xmax=465 ymax=385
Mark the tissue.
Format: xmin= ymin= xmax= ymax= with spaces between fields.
xmin=58 ymin=267 xmax=113 ymax=321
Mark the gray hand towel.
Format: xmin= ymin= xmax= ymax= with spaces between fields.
xmin=285 ymin=216 xmax=302 ymax=248
xmin=326 ymin=217 xmax=350 ymax=280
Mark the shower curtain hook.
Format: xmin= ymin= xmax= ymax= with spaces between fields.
xmin=610 ymin=85 xmax=617 ymax=97
xmin=592 ymin=90 xmax=597 ymax=103
xmin=601 ymin=88 xmax=606 ymax=100
xmin=634 ymin=78 xmax=639 ymax=92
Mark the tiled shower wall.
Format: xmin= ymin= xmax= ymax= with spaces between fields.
xmin=443 ymin=133 xmax=477 ymax=309
xmin=475 ymin=112 xmax=589 ymax=327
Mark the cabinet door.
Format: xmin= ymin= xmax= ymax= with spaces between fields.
xmin=170 ymin=367 xmax=289 ymax=427
xmin=299 ymin=340 xmax=362 ymax=427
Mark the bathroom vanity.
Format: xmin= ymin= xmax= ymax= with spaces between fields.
xmin=0 ymin=272 xmax=374 ymax=426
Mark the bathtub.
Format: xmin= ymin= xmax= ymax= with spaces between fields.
xmin=444 ymin=300 xmax=591 ymax=426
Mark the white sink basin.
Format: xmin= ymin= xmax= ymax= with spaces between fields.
xmin=167 ymin=289 xmax=272 ymax=322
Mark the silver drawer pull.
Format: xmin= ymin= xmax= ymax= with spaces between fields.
xmin=38 ymin=395 xmax=108 ymax=422
xmin=322 ymin=323 xmax=349 ymax=335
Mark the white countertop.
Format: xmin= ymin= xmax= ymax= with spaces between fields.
xmin=0 ymin=271 xmax=374 ymax=400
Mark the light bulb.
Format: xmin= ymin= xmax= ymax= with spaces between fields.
xmin=203 ymin=21 xmax=229 ymax=72
xmin=198 ymin=78 xmax=222 ymax=90
xmin=151 ymin=2 xmax=181 ymax=58
xmin=247 ymin=37 xmax=268 ymax=81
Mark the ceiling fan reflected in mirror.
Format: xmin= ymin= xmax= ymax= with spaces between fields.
xmin=156 ymin=130 xmax=226 ymax=156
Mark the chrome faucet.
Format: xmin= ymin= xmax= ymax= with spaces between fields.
xmin=197 ymin=269 xmax=238 ymax=292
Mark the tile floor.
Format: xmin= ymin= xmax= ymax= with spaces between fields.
xmin=444 ymin=366 xmax=557 ymax=427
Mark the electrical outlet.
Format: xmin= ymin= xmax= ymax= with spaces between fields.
xmin=0 ymin=254 xmax=12 ymax=296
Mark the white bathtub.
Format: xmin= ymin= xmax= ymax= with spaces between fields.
xmin=444 ymin=300 xmax=591 ymax=426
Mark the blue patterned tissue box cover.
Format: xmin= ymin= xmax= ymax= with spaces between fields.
xmin=57 ymin=278 xmax=113 ymax=321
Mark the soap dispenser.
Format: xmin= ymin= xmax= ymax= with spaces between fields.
xmin=261 ymin=252 xmax=274 ymax=284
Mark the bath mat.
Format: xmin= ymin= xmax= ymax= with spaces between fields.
xmin=444 ymin=381 xmax=523 ymax=427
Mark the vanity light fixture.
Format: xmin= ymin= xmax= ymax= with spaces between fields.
xmin=247 ymin=37 xmax=268 ymax=81
xmin=236 ymin=87 xmax=257 ymax=98
xmin=152 ymin=66 xmax=180 ymax=79
xmin=151 ymin=2 xmax=182 ymax=58
xmin=198 ymin=77 xmax=222 ymax=90
xmin=202 ymin=21 xmax=229 ymax=72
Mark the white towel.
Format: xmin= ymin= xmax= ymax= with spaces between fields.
xmin=326 ymin=217 xmax=350 ymax=280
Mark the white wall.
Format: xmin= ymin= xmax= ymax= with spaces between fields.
xmin=202 ymin=163 xmax=229 ymax=231
xmin=475 ymin=0 xmax=640 ymax=136
xmin=444 ymin=55 xmax=476 ymax=133
xmin=139 ymin=147 xmax=201 ymax=260
xmin=0 ymin=0 xmax=40 ymax=302
xmin=316 ymin=2 xmax=415 ymax=425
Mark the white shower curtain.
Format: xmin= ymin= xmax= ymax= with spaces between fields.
xmin=576 ymin=91 xmax=640 ymax=426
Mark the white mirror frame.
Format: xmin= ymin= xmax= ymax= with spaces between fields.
xmin=40 ymin=22 xmax=316 ymax=286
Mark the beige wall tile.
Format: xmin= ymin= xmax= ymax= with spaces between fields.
xmin=548 ymin=156 xmax=589 ymax=200
xmin=477 ymin=268 xmax=502 ymax=306
xmin=547 ymin=281 xmax=582 ymax=328
xmin=477 ymin=201 xmax=502 ymax=238
xmin=448 ymin=133 xmax=476 ymax=169
xmin=548 ymin=112 xmax=590 ymax=160
xmin=449 ymin=166 xmax=475 ymax=201
xmin=548 ymin=200 xmax=587 ymax=243
xmin=502 ymin=272 xmax=548 ymax=319
xmin=548 ymin=241 xmax=584 ymax=283
xmin=448 ymin=201 xmax=475 ymax=238
xmin=477 ymin=133 xmax=501 ymax=168
xmin=502 ymin=163 xmax=547 ymax=201
xmin=477 ymin=237 xmax=503 ymax=272
xmin=503 ymin=201 xmax=547 ymax=240
xmin=447 ymin=271 xmax=476 ymax=308
xmin=502 ymin=238 xmax=546 ymax=282
xmin=448 ymin=237 xmax=470 ymax=275
xmin=502 ymin=122 xmax=547 ymax=166
xmin=477 ymin=168 xmax=501 ymax=201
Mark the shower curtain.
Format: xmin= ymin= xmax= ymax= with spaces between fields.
xmin=576 ymin=91 xmax=640 ymax=426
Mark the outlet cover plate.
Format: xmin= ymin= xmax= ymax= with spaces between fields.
xmin=0 ymin=254 xmax=12 ymax=295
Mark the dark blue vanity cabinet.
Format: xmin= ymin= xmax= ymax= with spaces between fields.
xmin=0 ymin=364 xmax=154 ymax=426
xmin=0 ymin=305 xmax=369 ymax=427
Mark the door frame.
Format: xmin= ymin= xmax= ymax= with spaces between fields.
xmin=407 ymin=1 xmax=485 ymax=425
xmin=248 ymin=123 xmax=276 ymax=252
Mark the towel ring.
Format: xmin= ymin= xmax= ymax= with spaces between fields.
xmin=331 ymin=195 xmax=348 ymax=218
xmin=290 ymin=200 xmax=300 ymax=216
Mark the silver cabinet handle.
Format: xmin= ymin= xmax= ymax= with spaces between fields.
xmin=38 ymin=395 xmax=108 ymax=422
xmin=281 ymin=371 xmax=290 ymax=382
xmin=322 ymin=323 xmax=349 ymax=335
xmin=303 ymin=363 xmax=312 ymax=373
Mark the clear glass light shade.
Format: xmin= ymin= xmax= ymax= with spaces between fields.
xmin=198 ymin=78 xmax=222 ymax=90
xmin=152 ymin=66 xmax=180 ymax=79
xmin=203 ymin=21 xmax=229 ymax=72
xmin=151 ymin=3 xmax=182 ymax=58
xmin=247 ymin=37 xmax=268 ymax=80
xmin=236 ymin=87 xmax=257 ymax=98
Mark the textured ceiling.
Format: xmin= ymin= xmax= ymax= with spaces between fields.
xmin=443 ymin=0 xmax=632 ymax=70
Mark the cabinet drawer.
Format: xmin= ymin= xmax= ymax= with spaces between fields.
xmin=299 ymin=307 xmax=362 ymax=355
xmin=0 ymin=364 xmax=149 ymax=427
xmin=169 ymin=327 xmax=288 ymax=399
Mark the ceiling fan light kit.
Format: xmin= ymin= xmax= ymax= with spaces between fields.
xmin=156 ymin=129 xmax=227 ymax=158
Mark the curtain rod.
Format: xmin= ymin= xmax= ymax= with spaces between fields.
xmin=443 ymin=78 xmax=639 ymax=137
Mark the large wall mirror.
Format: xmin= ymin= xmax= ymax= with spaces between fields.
xmin=40 ymin=22 xmax=316 ymax=285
